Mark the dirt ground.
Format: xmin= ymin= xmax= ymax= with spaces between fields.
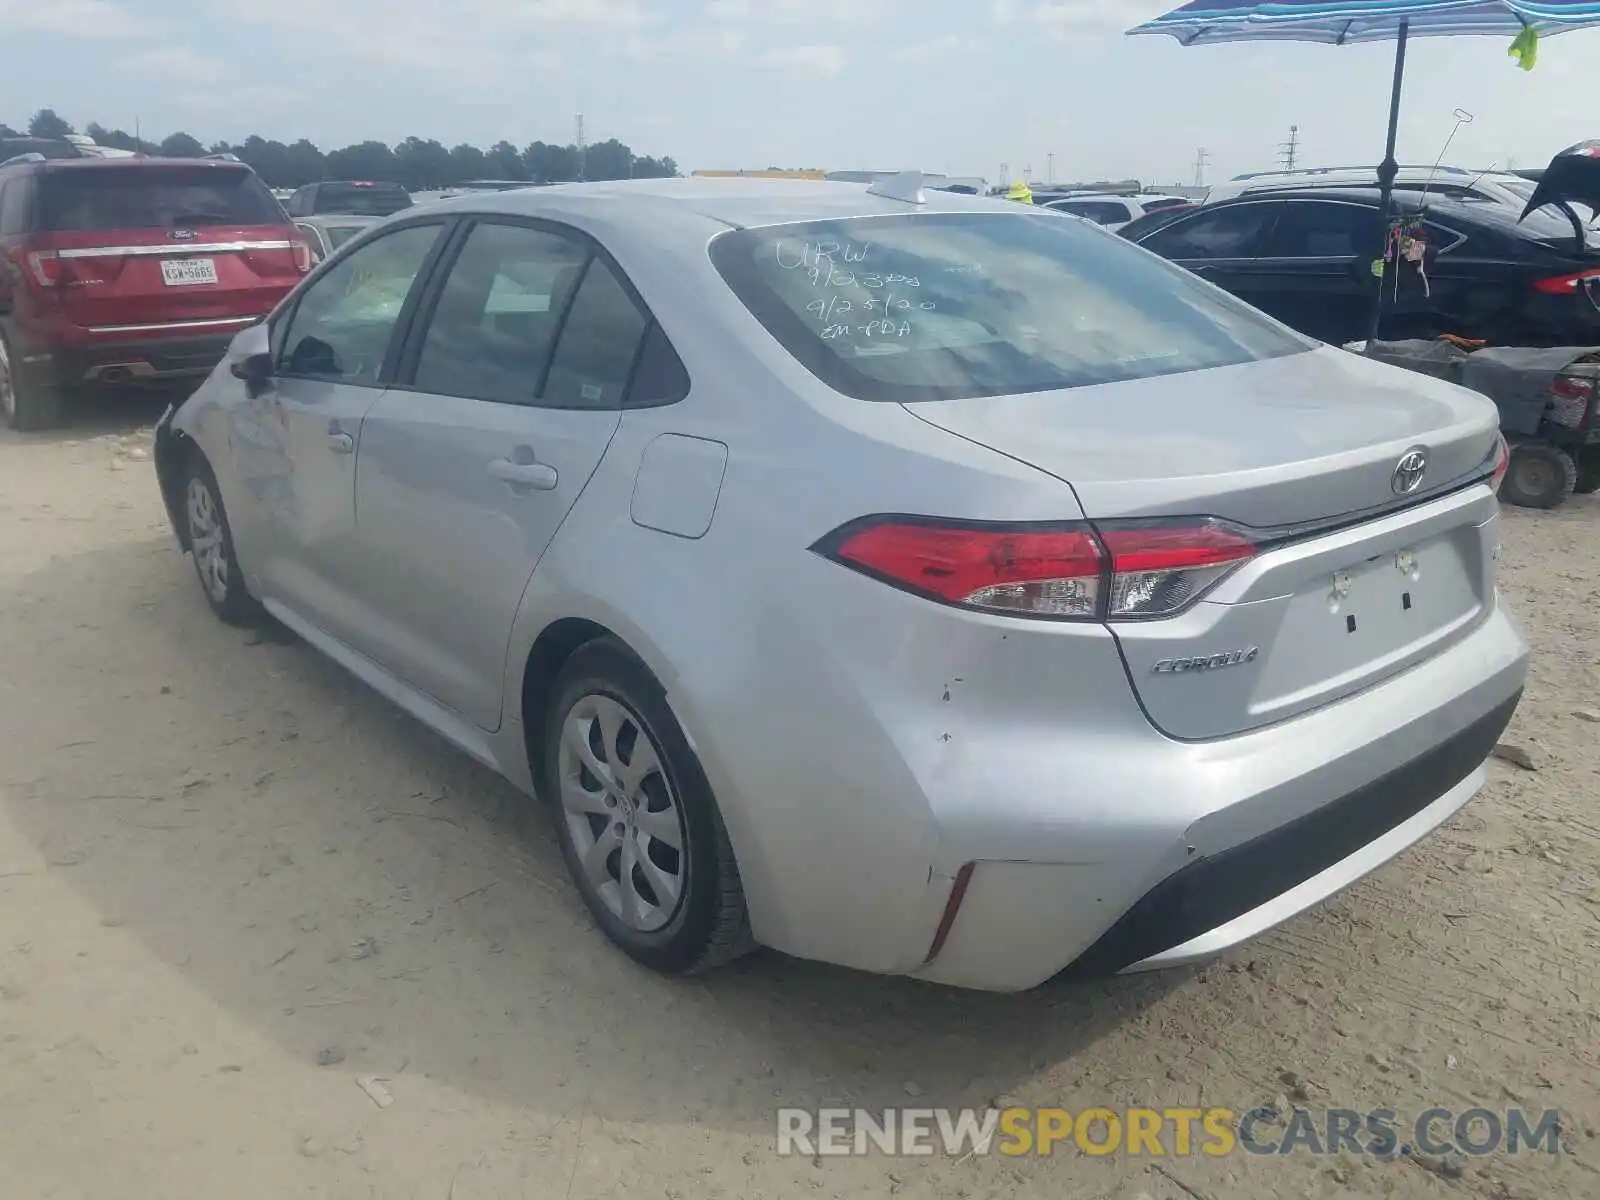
xmin=0 ymin=397 xmax=1596 ymax=1200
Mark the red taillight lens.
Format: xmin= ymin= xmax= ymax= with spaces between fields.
xmin=1098 ymin=522 xmax=1257 ymax=618
xmin=818 ymin=517 xmax=1256 ymax=621
xmin=1533 ymin=268 xmax=1600 ymax=295
xmin=1491 ymin=434 xmax=1510 ymax=491
xmin=828 ymin=521 xmax=1105 ymax=617
xmin=1549 ymin=374 xmax=1595 ymax=429
xmin=292 ymin=238 xmax=313 ymax=273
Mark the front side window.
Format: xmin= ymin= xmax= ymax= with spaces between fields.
xmin=278 ymin=222 xmax=442 ymax=383
xmin=710 ymin=211 xmax=1310 ymax=403
xmin=410 ymin=222 xmax=589 ymax=404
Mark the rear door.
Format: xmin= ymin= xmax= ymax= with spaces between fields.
xmin=1134 ymin=201 xmax=1284 ymax=309
xmin=348 ymin=218 xmax=646 ymax=729
xmin=37 ymin=163 xmax=302 ymax=331
xmin=1247 ymin=198 xmax=1381 ymax=344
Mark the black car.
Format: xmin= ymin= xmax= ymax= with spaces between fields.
xmin=1121 ymin=187 xmax=1600 ymax=347
xmin=284 ymin=180 xmax=413 ymax=217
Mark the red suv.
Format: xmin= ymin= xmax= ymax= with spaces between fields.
xmin=0 ymin=155 xmax=309 ymax=429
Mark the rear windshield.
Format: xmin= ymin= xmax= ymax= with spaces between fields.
xmin=313 ymin=183 xmax=412 ymax=216
xmin=709 ymin=212 xmax=1311 ymax=402
xmin=38 ymin=166 xmax=281 ymax=230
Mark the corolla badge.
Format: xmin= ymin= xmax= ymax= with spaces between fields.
xmin=1391 ymin=447 xmax=1429 ymax=496
xmin=1152 ymin=648 xmax=1259 ymax=674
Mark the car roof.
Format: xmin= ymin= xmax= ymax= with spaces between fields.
xmin=29 ymin=155 xmax=255 ymax=174
xmin=295 ymin=213 xmax=380 ymax=227
xmin=416 ymin=176 xmax=1015 ymax=232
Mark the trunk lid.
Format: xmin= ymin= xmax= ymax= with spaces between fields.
xmin=906 ymin=346 xmax=1504 ymax=740
xmin=35 ymin=162 xmax=302 ymax=332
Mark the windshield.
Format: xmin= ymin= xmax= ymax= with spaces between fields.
xmin=38 ymin=166 xmax=281 ymax=230
xmin=325 ymin=224 xmax=367 ymax=249
xmin=314 ymin=183 xmax=412 ymax=216
xmin=709 ymin=212 xmax=1311 ymax=403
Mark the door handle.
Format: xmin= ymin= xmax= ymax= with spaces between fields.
xmin=327 ymin=431 xmax=355 ymax=454
xmin=489 ymin=455 xmax=559 ymax=491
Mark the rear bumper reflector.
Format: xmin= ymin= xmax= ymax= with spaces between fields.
xmin=924 ymin=862 xmax=976 ymax=963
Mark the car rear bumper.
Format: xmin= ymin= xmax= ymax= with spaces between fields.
xmin=7 ymin=318 xmax=255 ymax=390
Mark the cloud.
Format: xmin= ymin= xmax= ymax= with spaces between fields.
xmin=761 ymin=43 xmax=846 ymax=75
xmin=991 ymin=0 xmax=1158 ymax=39
xmin=0 ymin=0 xmax=148 ymax=39
xmin=218 ymin=0 xmax=657 ymax=71
xmin=125 ymin=45 xmax=229 ymax=86
xmin=706 ymin=0 xmax=895 ymax=23
xmin=612 ymin=25 xmax=749 ymax=59
xmin=892 ymin=34 xmax=978 ymax=62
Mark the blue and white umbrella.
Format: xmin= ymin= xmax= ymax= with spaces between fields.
xmin=1128 ymin=1 xmax=1600 ymax=342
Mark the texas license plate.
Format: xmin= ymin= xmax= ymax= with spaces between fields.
xmin=160 ymin=257 xmax=218 ymax=286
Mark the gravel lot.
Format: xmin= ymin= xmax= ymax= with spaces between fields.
xmin=0 ymin=398 xmax=1596 ymax=1200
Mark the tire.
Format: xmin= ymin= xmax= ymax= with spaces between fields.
xmin=1500 ymin=443 xmax=1577 ymax=510
xmin=542 ymin=637 xmax=752 ymax=976
xmin=182 ymin=453 xmax=264 ymax=626
xmin=0 ymin=327 xmax=65 ymax=432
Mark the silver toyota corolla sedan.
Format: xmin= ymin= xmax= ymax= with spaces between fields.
xmin=152 ymin=175 xmax=1529 ymax=992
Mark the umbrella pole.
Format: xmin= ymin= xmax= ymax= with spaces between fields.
xmin=1366 ymin=17 xmax=1409 ymax=350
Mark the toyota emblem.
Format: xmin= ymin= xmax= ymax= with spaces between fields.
xmin=1391 ymin=447 xmax=1429 ymax=496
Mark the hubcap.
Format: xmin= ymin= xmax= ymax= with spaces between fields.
xmin=1513 ymin=459 xmax=1551 ymax=496
xmin=186 ymin=476 xmax=229 ymax=603
xmin=0 ymin=337 xmax=14 ymax=421
xmin=557 ymin=694 xmax=686 ymax=933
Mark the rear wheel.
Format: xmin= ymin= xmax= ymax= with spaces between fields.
xmin=183 ymin=454 xmax=264 ymax=626
xmin=0 ymin=328 xmax=65 ymax=432
xmin=542 ymin=637 xmax=752 ymax=976
xmin=1500 ymin=442 xmax=1578 ymax=509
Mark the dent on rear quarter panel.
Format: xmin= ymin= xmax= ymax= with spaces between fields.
xmin=630 ymin=434 xmax=730 ymax=539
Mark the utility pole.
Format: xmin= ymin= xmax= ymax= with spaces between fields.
xmin=575 ymin=114 xmax=586 ymax=182
xmin=1193 ymin=147 xmax=1211 ymax=188
xmin=1046 ymin=152 xmax=1056 ymax=185
xmin=999 ymin=160 xmax=1010 ymax=185
xmin=1279 ymin=124 xmax=1300 ymax=172
xmin=1023 ymin=164 xmax=1033 ymax=183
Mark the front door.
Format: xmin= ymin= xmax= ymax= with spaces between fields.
xmin=241 ymin=220 xmax=448 ymax=643
xmin=349 ymin=219 xmax=651 ymax=729
xmin=1247 ymin=198 xmax=1384 ymax=344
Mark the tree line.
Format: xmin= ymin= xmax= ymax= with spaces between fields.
xmin=4 ymin=108 xmax=679 ymax=190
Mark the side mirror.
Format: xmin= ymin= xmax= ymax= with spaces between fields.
xmin=231 ymin=352 xmax=274 ymax=384
xmin=228 ymin=322 xmax=274 ymax=391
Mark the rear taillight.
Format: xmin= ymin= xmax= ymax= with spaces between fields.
xmin=1549 ymin=373 xmax=1594 ymax=429
xmin=1533 ymin=267 xmax=1600 ymax=294
xmin=817 ymin=516 xmax=1256 ymax=621
xmin=1099 ymin=522 xmax=1257 ymax=618
xmin=292 ymin=238 xmax=313 ymax=273
xmin=1491 ymin=434 xmax=1511 ymax=491
xmin=23 ymin=246 xmax=61 ymax=288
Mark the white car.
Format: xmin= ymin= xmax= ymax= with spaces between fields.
xmin=1042 ymin=193 xmax=1192 ymax=231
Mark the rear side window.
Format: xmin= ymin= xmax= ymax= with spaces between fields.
xmin=542 ymin=258 xmax=650 ymax=410
xmin=312 ymin=183 xmax=412 ymax=216
xmin=37 ymin=167 xmax=281 ymax=231
xmin=1140 ymin=203 xmax=1279 ymax=259
xmin=0 ymin=178 xmax=28 ymax=234
xmin=710 ymin=211 xmax=1310 ymax=403
xmin=1261 ymin=201 xmax=1381 ymax=258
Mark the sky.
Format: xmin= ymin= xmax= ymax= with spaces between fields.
xmin=5 ymin=0 xmax=1600 ymax=187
